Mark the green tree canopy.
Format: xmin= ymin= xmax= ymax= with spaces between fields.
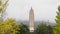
xmin=19 ymin=23 xmax=29 ymax=34
xmin=0 ymin=18 xmax=20 ymax=34
xmin=35 ymin=23 xmax=54 ymax=34
xmin=53 ymin=6 xmax=60 ymax=34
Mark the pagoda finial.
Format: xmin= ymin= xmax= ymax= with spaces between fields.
xmin=31 ymin=6 xmax=32 ymax=9
xmin=30 ymin=7 xmax=33 ymax=12
xmin=31 ymin=7 xmax=33 ymax=10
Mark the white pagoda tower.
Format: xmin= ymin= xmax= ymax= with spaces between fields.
xmin=29 ymin=7 xmax=34 ymax=32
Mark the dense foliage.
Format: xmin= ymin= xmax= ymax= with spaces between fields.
xmin=35 ymin=23 xmax=54 ymax=34
xmin=0 ymin=18 xmax=20 ymax=34
xmin=55 ymin=6 xmax=60 ymax=24
xmin=19 ymin=23 xmax=29 ymax=34
xmin=53 ymin=6 xmax=60 ymax=34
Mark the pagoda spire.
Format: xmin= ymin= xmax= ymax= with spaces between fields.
xmin=29 ymin=7 xmax=34 ymax=32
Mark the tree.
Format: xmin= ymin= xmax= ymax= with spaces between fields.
xmin=53 ymin=6 xmax=60 ymax=34
xmin=0 ymin=18 xmax=20 ymax=34
xmin=19 ymin=23 xmax=29 ymax=34
xmin=0 ymin=0 xmax=9 ymax=12
xmin=35 ymin=23 xmax=54 ymax=34
xmin=0 ymin=0 xmax=9 ymax=21
xmin=55 ymin=6 xmax=60 ymax=24
xmin=0 ymin=0 xmax=20 ymax=34
xmin=47 ymin=25 xmax=54 ymax=34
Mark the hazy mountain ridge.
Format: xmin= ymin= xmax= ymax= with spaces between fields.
xmin=17 ymin=20 xmax=56 ymax=27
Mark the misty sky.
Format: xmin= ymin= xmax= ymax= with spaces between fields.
xmin=6 ymin=0 xmax=60 ymax=22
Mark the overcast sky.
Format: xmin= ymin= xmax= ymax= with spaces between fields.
xmin=6 ymin=0 xmax=60 ymax=22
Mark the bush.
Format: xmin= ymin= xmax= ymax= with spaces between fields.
xmin=35 ymin=23 xmax=54 ymax=34
xmin=19 ymin=23 xmax=29 ymax=34
xmin=0 ymin=18 xmax=20 ymax=34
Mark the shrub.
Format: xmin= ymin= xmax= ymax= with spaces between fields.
xmin=35 ymin=23 xmax=54 ymax=34
xmin=19 ymin=23 xmax=29 ymax=34
xmin=0 ymin=18 xmax=20 ymax=34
